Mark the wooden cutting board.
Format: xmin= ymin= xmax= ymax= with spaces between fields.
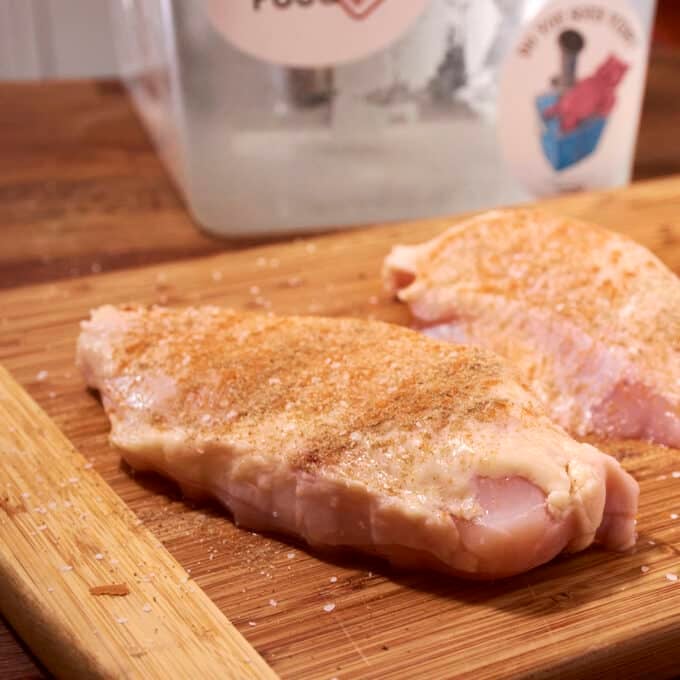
xmin=2 ymin=176 xmax=680 ymax=679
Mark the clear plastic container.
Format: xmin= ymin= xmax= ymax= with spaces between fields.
xmin=111 ymin=0 xmax=656 ymax=238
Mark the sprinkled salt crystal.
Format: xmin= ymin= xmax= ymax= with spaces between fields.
xmin=656 ymin=475 xmax=668 ymax=481
xmin=36 ymin=370 xmax=49 ymax=382
xmin=47 ymin=587 xmax=54 ymax=593
xmin=349 ymin=432 xmax=361 ymax=442
xmin=329 ymin=576 xmax=338 ymax=583
xmin=60 ymin=565 xmax=73 ymax=572
xmin=672 ymin=471 xmax=680 ymax=479
xmin=21 ymin=492 xmax=30 ymax=499
xmin=287 ymin=552 xmax=296 ymax=559
xmin=116 ymin=617 xmax=128 ymax=624
xmin=248 ymin=621 xmax=257 ymax=627
xmin=268 ymin=377 xmax=281 ymax=385
xmin=648 ymin=540 xmax=656 ymax=546
xmin=368 ymin=295 xmax=379 ymax=305
xmin=211 ymin=270 xmax=223 ymax=282
xmin=256 ymin=257 xmax=267 ymax=267
xmin=83 ymin=462 xmax=93 ymax=470
xmin=64 ymin=501 xmax=72 ymax=508
xmin=666 ymin=573 xmax=678 ymax=582
xmin=110 ymin=558 xmax=119 ymax=565
xmin=269 ymin=599 xmax=278 ymax=607
xmin=47 ymin=501 xmax=57 ymax=510
xmin=201 ymin=414 xmax=212 ymax=424
xmin=671 ymin=514 xmax=679 ymax=520
xmin=305 ymin=243 xmax=317 ymax=254
xmin=68 ymin=477 xmax=80 ymax=484
xmin=249 ymin=285 xmax=261 ymax=295
xmin=322 ymin=603 xmax=336 ymax=613
xmin=48 ymin=391 xmax=57 ymax=399
xmin=641 ymin=566 xmax=650 ymax=573
xmin=142 ymin=603 xmax=152 ymax=613
xmin=272 ymin=511 xmax=279 ymax=518
xmin=37 ymin=524 xmax=48 ymax=532
xmin=35 ymin=507 xmax=46 ymax=514
xmin=94 ymin=553 xmax=104 ymax=560
xmin=287 ymin=276 xmax=303 ymax=287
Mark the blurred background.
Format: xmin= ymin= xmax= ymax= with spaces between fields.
xmin=1 ymin=0 xmax=678 ymax=80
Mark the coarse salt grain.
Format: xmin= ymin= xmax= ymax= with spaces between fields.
xmin=248 ymin=621 xmax=257 ymax=627
xmin=142 ymin=603 xmax=152 ymax=613
xmin=641 ymin=566 xmax=650 ymax=573
xmin=37 ymin=524 xmax=48 ymax=531
xmin=249 ymin=285 xmax=261 ymax=295
xmin=368 ymin=295 xmax=379 ymax=305
xmin=68 ymin=477 xmax=80 ymax=484
xmin=36 ymin=370 xmax=49 ymax=382
xmin=268 ymin=377 xmax=281 ymax=385
xmin=83 ymin=462 xmax=93 ymax=470
xmin=95 ymin=553 xmax=104 ymax=560
xmin=60 ymin=565 xmax=73 ymax=572
xmin=47 ymin=587 xmax=54 ymax=593
xmin=287 ymin=552 xmax=296 ymax=559
xmin=671 ymin=514 xmax=679 ymax=520
xmin=666 ymin=573 xmax=678 ymax=582
xmin=269 ymin=599 xmax=278 ymax=607
xmin=329 ymin=576 xmax=338 ymax=583
xmin=672 ymin=471 xmax=680 ymax=479
xmin=322 ymin=603 xmax=336 ymax=613
xmin=21 ymin=492 xmax=30 ymax=499
xmin=116 ymin=617 xmax=128 ymax=625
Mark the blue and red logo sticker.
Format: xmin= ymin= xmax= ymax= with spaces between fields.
xmin=536 ymin=29 xmax=629 ymax=171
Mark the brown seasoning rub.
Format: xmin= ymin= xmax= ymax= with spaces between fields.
xmin=106 ymin=307 xmax=537 ymax=486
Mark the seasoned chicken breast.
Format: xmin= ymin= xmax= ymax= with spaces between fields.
xmin=384 ymin=209 xmax=680 ymax=448
xmin=77 ymin=305 xmax=638 ymax=579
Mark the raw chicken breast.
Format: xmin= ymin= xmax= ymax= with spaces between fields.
xmin=384 ymin=209 xmax=680 ymax=448
xmin=77 ymin=305 xmax=638 ymax=579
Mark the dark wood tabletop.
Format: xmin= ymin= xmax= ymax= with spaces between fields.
xmin=1 ymin=44 xmax=680 ymax=679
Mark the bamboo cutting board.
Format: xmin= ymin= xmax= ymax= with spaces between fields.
xmin=2 ymin=176 xmax=680 ymax=679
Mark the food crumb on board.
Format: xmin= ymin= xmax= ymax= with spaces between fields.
xmin=89 ymin=583 xmax=130 ymax=597
xmin=665 ymin=573 xmax=678 ymax=582
xmin=323 ymin=603 xmax=336 ymax=613
xmin=640 ymin=566 xmax=650 ymax=573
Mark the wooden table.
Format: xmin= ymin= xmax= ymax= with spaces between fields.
xmin=1 ymin=45 xmax=680 ymax=678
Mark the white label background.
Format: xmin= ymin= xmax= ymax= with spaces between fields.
xmin=498 ymin=0 xmax=647 ymax=197
xmin=206 ymin=0 xmax=432 ymax=68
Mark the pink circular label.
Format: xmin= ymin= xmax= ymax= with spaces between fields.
xmin=206 ymin=0 xmax=432 ymax=67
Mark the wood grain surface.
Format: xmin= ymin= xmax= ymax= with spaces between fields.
xmin=0 ymin=367 xmax=276 ymax=679
xmin=0 ymin=46 xmax=680 ymax=292
xmin=1 ymin=176 xmax=680 ymax=679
